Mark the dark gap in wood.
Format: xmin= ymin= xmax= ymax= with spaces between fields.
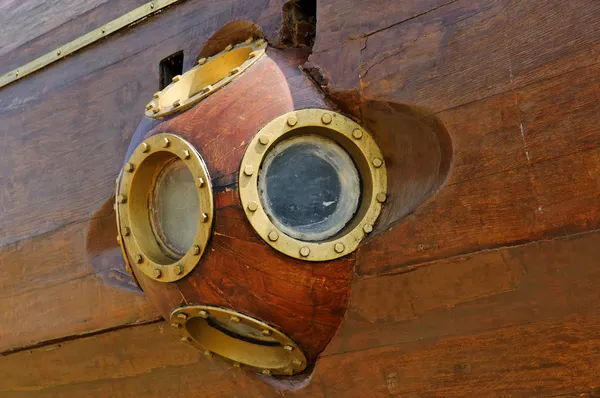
xmin=159 ymin=50 xmax=184 ymax=89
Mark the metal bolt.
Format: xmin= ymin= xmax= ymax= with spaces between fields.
xmin=150 ymin=3 xmax=155 ymax=9
xmin=376 ymin=192 xmax=387 ymax=203
xmin=153 ymin=268 xmax=162 ymax=278
xmin=321 ymin=113 xmax=332 ymax=124
xmin=334 ymin=242 xmax=345 ymax=253
xmin=101 ymin=28 xmax=106 ymax=34
xmin=116 ymin=235 xmax=121 ymax=242
xmin=230 ymin=316 xmax=240 ymax=323
xmin=56 ymin=50 xmax=61 ymax=56
xmin=268 ymin=231 xmax=279 ymax=242
xmin=172 ymin=99 xmax=181 ymax=107
xmin=177 ymin=313 xmax=188 ymax=320
xmin=145 ymin=103 xmax=154 ymax=110
xmin=247 ymin=201 xmax=258 ymax=212
xmin=174 ymin=264 xmax=184 ymax=275
xmin=262 ymin=369 xmax=272 ymax=376
xmin=233 ymin=363 xmax=241 ymax=369
xmin=245 ymin=37 xmax=254 ymax=44
xmin=182 ymin=149 xmax=190 ymax=159
xmin=287 ymin=116 xmax=297 ymax=126
xmin=284 ymin=368 xmax=294 ymax=375
xmin=258 ymin=135 xmax=270 ymax=145
xmin=195 ymin=177 xmax=205 ymax=188
xmin=372 ymin=157 xmax=383 ymax=168
xmin=229 ymin=67 xmax=239 ymax=76
xmin=181 ymin=336 xmax=191 ymax=343
xmin=117 ymin=194 xmax=127 ymax=204
xmin=124 ymin=162 xmax=134 ymax=172
xmin=172 ymin=75 xmax=181 ymax=82
xmin=292 ymin=359 xmax=303 ymax=366
xmin=121 ymin=226 xmax=130 ymax=236
xmin=299 ymin=246 xmax=310 ymax=257
xmin=204 ymin=350 xmax=213 ymax=357
xmin=141 ymin=142 xmax=150 ymax=152
xmin=201 ymin=213 xmax=209 ymax=223
xmin=171 ymin=322 xmax=181 ymax=328
xmin=261 ymin=329 xmax=271 ymax=336
xmin=198 ymin=310 xmax=208 ymax=318
xmin=153 ymin=91 xmax=161 ymax=99
xmin=256 ymin=39 xmax=265 ymax=46
xmin=283 ymin=345 xmax=294 ymax=352
xmin=363 ymin=224 xmax=373 ymax=234
xmin=243 ymin=165 xmax=254 ymax=176
xmin=201 ymin=85 xmax=211 ymax=94
xmin=225 ymin=44 xmax=233 ymax=51
xmin=352 ymin=129 xmax=363 ymax=139
xmin=152 ymin=107 xmax=161 ymax=114
xmin=198 ymin=57 xmax=207 ymax=65
xmin=135 ymin=254 xmax=143 ymax=263
xmin=15 ymin=71 xmax=19 ymax=76
xmin=248 ymin=52 xmax=257 ymax=59
xmin=192 ymin=245 xmax=201 ymax=255
xmin=163 ymin=137 xmax=170 ymax=147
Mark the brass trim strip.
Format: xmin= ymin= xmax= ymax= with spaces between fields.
xmin=0 ymin=0 xmax=182 ymax=89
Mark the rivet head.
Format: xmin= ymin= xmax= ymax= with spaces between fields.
xmin=141 ymin=142 xmax=150 ymax=152
xmin=284 ymin=345 xmax=294 ymax=352
xmin=171 ymin=322 xmax=181 ymax=328
xmin=376 ymin=192 xmax=387 ymax=203
xmin=245 ymin=37 xmax=254 ymax=44
xmin=192 ymin=245 xmax=201 ymax=255
xmin=258 ymin=135 xmax=270 ymax=145
xmin=153 ymin=268 xmax=162 ymax=278
xmin=363 ymin=224 xmax=373 ymax=234
xmin=248 ymin=52 xmax=257 ymax=59
xmin=256 ymin=39 xmax=265 ymax=46
xmin=352 ymin=129 xmax=363 ymax=139
xmin=201 ymin=85 xmax=211 ymax=94
xmin=299 ymin=246 xmax=310 ymax=257
xmin=116 ymin=235 xmax=121 ymax=242
xmin=261 ymin=329 xmax=272 ymax=336
xmin=224 ymin=44 xmax=233 ymax=51
xmin=177 ymin=313 xmax=188 ymax=320
xmin=262 ymin=369 xmax=272 ymax=376
xmin=121 ymin=226 xmax=130 ymax=236
xmin=247 ymin=201 xmax=258 ymax=212
xmin=198 ymin=310 xmax=208 ymax=318
xmin=150 ymin=3 xmax=155 ymax=9
xmin=172 ymin=99 xmax=181 ymax=107
xmin=284 ymin=368 xmax=294 ymax=375
xmin=101 ymin=28 xmax=106 ymax=34
xmin=124 ymin=162 xmax=134 ymax=172
xmin=243 ymin=165 xmax=255 ymax=176
xmin=287 ymin=116 xmax=297 ymax=126
xmin=163 ymin=137 xmax=170 ymax=147
xmin=204 ymin=350 xmax=213 ymax=357
xmin=181 ymin=336 xmax=191 ymax=343
xmin=195 ymin=177 xmax=205 ymax=188
xmin=230 ymin=316 xmax=240 ymax=323
xmin=268 ymin=231 xmax=279 ymax=242
xmin=172 ymin=75 xmax=181 ymax=82
xmin=152 ymin=107 xmax=161 ymax=114
xmin=201 ymin=213 xmax=209 ymax=223
xmin=174 ymin=264 xmax=184 ymax=275
xmin=145 ymin=103 xmax=154 ymax=110
xmin=117 ymin=194 xmax=127 ymax=204
xmin=233 ymin=363 xmax=241 ymax=369
xmin=321 ymin=113 xmax=332 ymax=124
xmin=56 ymin=50 xmax=61 ymax=56
xmin=135 ymin=254 xmax=143 ymax=263
xmin=292 ymin=359 xmax=303 ymax=366
xmin=372 ymin=157 xmax=383 ymax=168
xmin=182 ymin=149 xmax=190 ymax=159
xmin=334 ymin=242 xmax=345 ymax=253
xmin=198 ymin=57 xmax=207 ymax=65
xmin=229 ymin=67 xmax=240 ymax=75
xmin=153 ymin=91 xmax=161 ymax=99
xmin=15 ymin=71 xmax=19 ymax=76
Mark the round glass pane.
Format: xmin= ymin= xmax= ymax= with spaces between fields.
xmin=151 ymin=159 xmax=200 ymax=258
xmin=258 ymin=134 xmax=360 ymax=241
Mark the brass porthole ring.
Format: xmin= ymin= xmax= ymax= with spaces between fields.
xmin=116 ymin=133 xmax=214 ymax=282
xmin=239 ymin=109 xmax=387 ymax=261
xmin=146 ymin=38 xmax=267 ymax=118
xmin=170 ymin=305 xmax=308 ymax=376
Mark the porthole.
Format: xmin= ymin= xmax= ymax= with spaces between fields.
xmin=239 ymin=109 xmax=387 ymax=261
xmin=115 ymin=133 xmax=213 ymax=282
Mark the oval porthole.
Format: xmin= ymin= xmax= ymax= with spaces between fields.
xmin=239 ymin=109 xmax=387 ymax=261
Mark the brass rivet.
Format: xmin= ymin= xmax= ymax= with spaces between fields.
xmin=198 ymin=310 xmax=208 ymax=318
xmin=201 ymin=85 xmax=211 ymax=94
xmin=299 ymin=246 xmax=310 ymax=257
xmin=233 ymin=363 xmax=241 ymax=369
xmin=192 ymin=245 xmax=201 ymax=255
xmin=229 ymin=67 xmax=239 ymax=76
xmin=287 ymin=116 xmax=297 ymax=126
xmin=182 ymin=149 xmax=190 ymax=159
xmin=198 ymin=57 xmax=207 ymax=65
xmin=135 ymin=254 xmax=143 ymax=263
xmin=172 ymin=75 xmax=181 ymax=82
xmin=201 ymin=213 xmax=209 ymax=223
xmin=153 ymin=268 xmax=162 ymax=278
xmin=376 ymin=192 xmax=387 ymax=203
xmin=141 ymin=142 xmax=150 ymax=152
xmin=172 ymin=99 xmax=181 ymax=107
xmin=284 ymin=345 xmax=294 ymax=352
xmin=259 ymin=135 xmax=270 ymax=145
xmin=204 ymin=350 xmax=213 ymax=357
xmin=245 ymin=37 xmax=254 ymax=44
xmin=117 ymin=194 xmax=127 ymax=204
xmin=363 ymin=224 xmax=373 ymax=234
xmin=256 ymin=39 xmax=265 ymax=46
xmin=181 ymin=336 xmax=191 ymax=343
xmin=334 ymin=242 xmax=345 ymax=253
xmin=243 ymin=165 xmax=254 ymax=176
xmin=268 ymin=231 xmax=279 ymax=242
xmin=230 ymin=316 xmax=240 ymax=323
xmin=372 ymin=157 xmax=383 ymax=168
xmin=321 ymin=113 xmax=332 ymax=124
xmin=153 ymin=91 xmax=160 ymax=99
xmin=262 ymin=369 xmax=272 ymax=376
xmin=285 ymin=368 xmax=294 ymax=375
xmin=292 ymin=359 xmax=303 ymax=366
xmin=121 ymin=226 xmax=130 ymax=236
xmin=124 ymin=162 xmax=134 ymax=172
xmin=152 ymin=107 xmax=160 ymax=114
xmin=247 ymin=201 xmax=258 ymax=212
xmin=145 ymin=103 xmax=154 ymax=110
xmin=177 ymin=313 xmax=188 ymax=320
xmin=174 ymin=264 xmax=184 ymax=275
xmin=171 ymin=322 xmax=181 ymax=328
xmin=163 ymin=137 xmax=170 ymax=147
xmin=261 ymin=329 xmax=271 ymax=336
xmin=225 ymin=44 xmax=233 ymax=51
xmin=56 ymin=50 xmax=61 ymax=56
xmin=101 ymin=28 xmax=106 ymax=34
xmin=195 ymin=177 xmax=205 ymax=188
xmin=352 ymin=129 xmax=363 ymax=139
xmin=248 ymin=52 xmax=257 ymax=59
